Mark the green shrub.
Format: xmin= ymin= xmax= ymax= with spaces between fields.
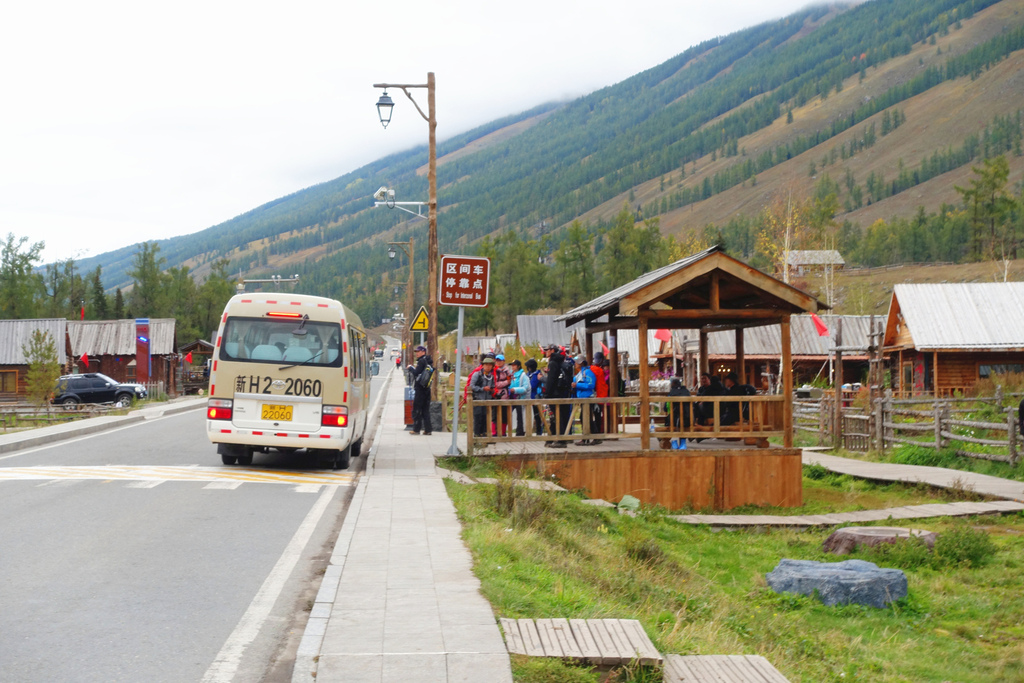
xmin=865 ymin=536 xmax=934 ymax=570
xmin=494 ymin=473 xmax=554 ymax=529
xmin=865 ymin=524 xmax=997 ymax=570
xmin=933 ymin=524 xmax=998 ymax=568
xmin=623 ymin=528 xmax=667 ymax=567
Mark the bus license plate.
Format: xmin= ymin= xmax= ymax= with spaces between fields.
xmin=261 ymin=404 xmax=293 ymax=421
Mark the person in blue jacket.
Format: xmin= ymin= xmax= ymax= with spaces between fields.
xmin=526 ymin=358 xmax=544 ymax=436
xmin=571 ymin=354 xmax=597 ymax=445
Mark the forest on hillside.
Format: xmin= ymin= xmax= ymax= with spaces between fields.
xmin=49 ymin=0 xmax=1024 ymax=336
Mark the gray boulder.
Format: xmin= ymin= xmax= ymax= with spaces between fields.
xmin=766 ymin=559 xmax=907 ymax=608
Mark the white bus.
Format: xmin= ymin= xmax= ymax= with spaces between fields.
xmin=205 ymin=292 xmax=376 ymax=469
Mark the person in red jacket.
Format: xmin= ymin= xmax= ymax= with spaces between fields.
xmin=587 ymin=352 xmax=609 ymax=445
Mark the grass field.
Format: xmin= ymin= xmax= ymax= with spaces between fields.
xmin=447 ymin=472 xmax=1024 ymax=682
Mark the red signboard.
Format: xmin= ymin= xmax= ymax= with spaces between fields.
xmin=439 ymin=255 xmax=490 ymax=308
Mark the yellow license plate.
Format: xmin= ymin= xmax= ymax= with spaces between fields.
xmin=261 ymin=404 xmax=293 ymax=421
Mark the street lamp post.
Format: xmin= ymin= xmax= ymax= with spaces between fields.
xmin=387 ymin=238 xmax=414 ymax=366
xmin=375 ymin=72 xmax=437 ymax=396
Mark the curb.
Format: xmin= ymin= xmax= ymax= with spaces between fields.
xmin=291 ymin=370 xmax=394 ymax=683
xmin=0 ymin=398 xmax=208 ymax=455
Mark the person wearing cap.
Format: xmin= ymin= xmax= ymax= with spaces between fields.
xmin=468 ymin=355 xmax=497 ymax=438
xmin=408 ymin=345 xmax=433 ymax=435
xmin=491 ymin=354 xmax=512 ymax=437
xmin=542 ymin=344 xmax=570 ymax=447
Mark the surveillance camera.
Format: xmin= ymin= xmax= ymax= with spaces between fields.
xmin=373 ymin=186 xmax=388 ymax=201
xmin=387 ymin=189 xmax=395 ymax=200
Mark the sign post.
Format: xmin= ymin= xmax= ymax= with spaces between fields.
xmin=439 ymin=255 xmax=490 ymax=455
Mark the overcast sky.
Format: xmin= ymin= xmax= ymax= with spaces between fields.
xmin=1 ymin=0 xmax=817 ymax=264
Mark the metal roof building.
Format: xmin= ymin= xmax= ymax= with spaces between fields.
xmin=515 ymin=315 xmax=585 ymax=349
xmin=785 ymin=250 xmax=845 ymax=267
xmin=886 ymin=283 xmax=1024 ymax=351
xmin=67 ymin=319 xmax=178 ymax=356
xmin=0 ymin=319 xmax=67 ymax=365
xmin=678 ymin=315 xmax=874 ymax=359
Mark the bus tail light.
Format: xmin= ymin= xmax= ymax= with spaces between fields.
xmin=208 ymin=398 xmax=233 ymax=421
xmin=322 ymin=405 xmax=348 ymax=428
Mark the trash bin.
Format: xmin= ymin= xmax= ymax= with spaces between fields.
xmin=404 ymin=386 xmax=415 ymax=429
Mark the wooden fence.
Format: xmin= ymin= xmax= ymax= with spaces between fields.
xmin=814 ymin=388 xmax=1021 ymax=464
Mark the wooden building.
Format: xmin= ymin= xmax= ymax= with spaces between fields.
xmin=884 ymin=283 xmax=1024 ymax=396
xmin=530 ymin=245 xmax=826 ymax=510
xmin=0 ymin=319 xmax=68 ymax=400
xmin=67 ymin=319 xmax=179 ymax=395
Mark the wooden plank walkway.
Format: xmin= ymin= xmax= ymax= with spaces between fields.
xmin=669 ymin=499 xmax=1024 ymax=527
xmin=500 ymin=618 xmax=661 ymax=667
xmin=664 ymin=654 xmax=790 ymax=682
xmin=804 ymin=451 xmax=1024 ymax=503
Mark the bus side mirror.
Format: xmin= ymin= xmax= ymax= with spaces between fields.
xmin=370 ymin=362 xmax=380 ymax=376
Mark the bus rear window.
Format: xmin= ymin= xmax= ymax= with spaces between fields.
xmin=219 ymin=317 xmax=343 ymax=366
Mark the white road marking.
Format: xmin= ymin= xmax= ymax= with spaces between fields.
xmin=292 ymin=484 xmax=322 ymax=494
xmin=0 ymin=466 xmax=355 ymax=486
xmin=203 ymin=481 xmax=243 ymax=490
xmin=124 ymin=480 xmax=163 ymax=489
xmin=202 ymin=486 xmax=336 ymax=683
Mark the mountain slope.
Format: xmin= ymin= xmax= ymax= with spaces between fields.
xmin=83 ymin=0 xmax=1024 ymax=327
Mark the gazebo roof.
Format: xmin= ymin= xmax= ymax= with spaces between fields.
xmin=556 ymin=246 xmax=826 ymax=329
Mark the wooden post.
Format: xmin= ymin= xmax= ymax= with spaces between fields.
xmin=466 ymin=394 xmax=475 ymax=455
xmin=933 ymin=350 xmax=939 ymax=396
xmin=781 ymin=315 xmax=793 ymax=448
xmin=699 ymin=329 xmax=709 ymax=376
xmin=1008 ymin=407 xmax=1017 ymax=464
xmin=608 ymin=329 xmax=619 ymax=433
xmin=639 ymin=316 xmax=651 ymax=450
xmin=933 ymin=402 xmax=942 ymax=450
xmin=884 ymin=388 xmax=893 ymax=449
xmin=833 ymin=318 xmax=843 ymax=451
xmin=736 ymin=328 xmax=745 ymax=384
xmin=585 ymin=332 xmax=594 ymax=366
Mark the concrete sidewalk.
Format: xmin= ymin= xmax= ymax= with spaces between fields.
xmin=294 ymin=373 xmax=513 ymax=683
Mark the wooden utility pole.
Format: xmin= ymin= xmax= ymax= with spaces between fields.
xmin=833 ymin=318 xmax=843 ymax=451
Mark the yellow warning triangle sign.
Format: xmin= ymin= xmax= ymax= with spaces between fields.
xmin=410 ymin=306 xmax=430 ymax=331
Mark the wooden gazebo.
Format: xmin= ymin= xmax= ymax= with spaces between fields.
xmin=542 ymin=245 xmax=827 ymax=509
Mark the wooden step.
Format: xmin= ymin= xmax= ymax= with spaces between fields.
xmin=500 ymin=617 xmax=661 ymax=667
xmin=664 ymin=654 xmax=790 ymax=682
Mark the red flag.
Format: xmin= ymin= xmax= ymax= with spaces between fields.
xmin=80 ymin=303 xmax=85 ymax=320
xmin=654 ymin=329 xmax=671 ymax=342
xmin=520 ymin=346 xmax=527 ymax=357
xmin=80 ymin=353 xmax=89 ymax=367
xmin=601 ymin=341 xmax=609 ymax=355
xmin=185 ymin=351 xmax=193 ymax=364
xmin=811 ymin=313 xmax=829 ymax=337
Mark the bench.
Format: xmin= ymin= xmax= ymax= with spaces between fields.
xmin=664 ymin=654 xmax=791 ymax=682
xmin=500 ymin=617 xmax=661 ymax=667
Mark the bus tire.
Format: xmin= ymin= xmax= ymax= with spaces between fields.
xmin=236 ymin=451 xmax=253 ymax=467
xmin=221 ymin=454 xmax=237 ymax=465
xmin=351 ymin=439 xmax=362 ymax=459
xmin=334 ymin=445 xmax=352 ymax=471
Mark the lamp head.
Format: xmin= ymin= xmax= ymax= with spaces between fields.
xmin=376 ymin=91 xmax=394 ymax=128
xmin=387 ymin=246 xmax=396 ymax=260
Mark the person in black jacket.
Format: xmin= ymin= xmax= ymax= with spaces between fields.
xmin=542 ymin=344 xmax=571 ymax=447
xmin=696 ymin=372 xmax=724 ymax=425
xmin=408 ymin=345 xmax=433 ymax=435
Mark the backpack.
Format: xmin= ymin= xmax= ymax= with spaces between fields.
xmin=558 ymin=358 xmax=575 ymax=391
xmin=417 ymin=364 xmax=434 ymax=388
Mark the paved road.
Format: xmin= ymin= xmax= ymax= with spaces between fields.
xmin=0 ymin=371 xmax=387 ymax=683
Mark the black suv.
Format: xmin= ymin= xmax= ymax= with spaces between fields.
xmin=52 ymin=373 xmax=148 ymax=407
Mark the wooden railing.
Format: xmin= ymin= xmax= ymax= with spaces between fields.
xmin=464 ymin=394 xmax=787 ymax=455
